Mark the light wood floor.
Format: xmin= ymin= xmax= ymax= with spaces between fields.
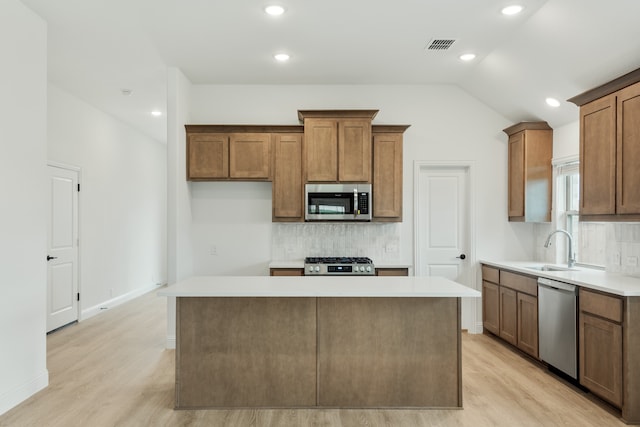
xmin=0 ymin=290 xmax=626 ymax=427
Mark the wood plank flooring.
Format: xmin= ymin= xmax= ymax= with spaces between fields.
xmin=0 ymin=290 xmax=626 ymax=427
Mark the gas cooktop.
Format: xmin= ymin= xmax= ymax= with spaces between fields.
xmin=304 ymin=257 xmax=375 ymax=276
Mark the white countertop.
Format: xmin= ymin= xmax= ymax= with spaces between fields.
xmin=481 ymin=260 xmax=640 ymax=297
xmin=158 ymin=275 xmax=480 ymax=298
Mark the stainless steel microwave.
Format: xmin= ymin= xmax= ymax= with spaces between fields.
xmin=305 ymin=183 xmax=372 ymax=221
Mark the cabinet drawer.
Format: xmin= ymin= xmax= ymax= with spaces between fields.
xmin=481 ymin=265 xmax=499 ymax=284
xmin=500 ymin=270 xmax=537 ymax=296
xmin=580 ymin=288 xmax=623 ymax=323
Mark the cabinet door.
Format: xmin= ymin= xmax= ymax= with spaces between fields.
xmin=517 ymin=292 xmax=538 ymax=358
xmin=580 ymin=95 xmax=616 ymax=215
xmin=375 ymin=268 xmax=409 ymax=276
xmin=579 ymin=312 xmax=622 ymax=407
xmin=229 ymin=133 xmax=271 ymax=179
xmin=499 ymin=286 xmax=517 ymax=346
xmin=272 ymin=133 xmax=303 ymax=221
xmin=617 ymin=83 xmax=640 ymax=214
xmin=188 ymin=133 xmax=228 ymax=179
xmin=372 ymin=133 xmax=402 ymax=220
xmin=339 ymin=120 xmax=371 ymax=182
xmin=508 ymin=132 xmax=525 ymax=219
xmin=482 ymin=281 xmax=500 ymax=335
xmin=270 ymin=268 xmax=304 ymax=276
xmin=306 ymin=119 xmax=338 ymax=182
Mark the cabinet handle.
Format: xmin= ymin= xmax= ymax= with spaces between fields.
xmin=456 ymin=254 xmax=466 ymax=260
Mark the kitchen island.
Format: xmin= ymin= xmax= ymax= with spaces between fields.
xmin=158 ymin=276 xmax=480 ymax=409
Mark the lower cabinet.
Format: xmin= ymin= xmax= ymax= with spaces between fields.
xmin=375 ymin=267 xmax=409 ymax=276
xmin=499 ymin=286 xmax=518 ymax=346
xmin=482 ymin=280 xmax=500 ymax=335
xmin=517 ymin=292 xmax=539 ymax=357
xmin=481 ymin=265 xmax=538 ymax=359
xmin=270 ymin=268 xmax=304 ymax=276
xmin=579 ymin=288 xmax=623 ymax=408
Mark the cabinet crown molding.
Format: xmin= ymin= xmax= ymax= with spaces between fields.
xmin=503 ymin=121 xmax=552 ymax=136
xmin=297 ymin=110 xmax=379 ymax=122
xmin=568 ymin=66 xmax=640 ymax=106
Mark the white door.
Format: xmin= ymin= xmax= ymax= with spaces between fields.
xmin=415 ymin=163 xmax=476 ymax=332
xmin=47 ymin=165 xmax=79 ymax=332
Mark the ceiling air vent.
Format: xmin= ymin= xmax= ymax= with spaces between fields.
xmin=426 ymin=39 xmax=456 ymax=51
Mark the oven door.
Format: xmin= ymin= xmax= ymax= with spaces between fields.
xmin=305 ymin=184 xmax=371 ymax=221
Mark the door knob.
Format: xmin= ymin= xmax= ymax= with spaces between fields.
xmin=456 ymin=254 xmax=466 ymax=260
xmin=47 ymin=255 xmax=58 ymax=261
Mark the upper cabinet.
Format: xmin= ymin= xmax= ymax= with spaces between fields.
xmin=299 ymin=110 xmax=377 ymax=183
xmin=186 ymin=128 xmax=272 ymax=181
xmin=569 ymin=68 xmax=640 ymax=221
xmin=503 ymin=122 xmax=553 ymax=222
xmin=272 ymin=133 xmax=304 ymax=222
xmin=372 ymin=126 xmax=408 ymax=221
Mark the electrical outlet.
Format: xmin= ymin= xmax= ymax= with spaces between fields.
xmin=210 ymin=245 xmax=218 ymax=256
xmin=385 ymin=244 xmax=399 ymax=253
xmin=626 ymin=256 xmax=638 ymax=267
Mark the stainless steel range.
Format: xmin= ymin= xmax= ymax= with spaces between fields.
xmin=304 ymin=256 xmax=375 ymax=276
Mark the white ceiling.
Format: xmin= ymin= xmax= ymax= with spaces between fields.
xmin=21 ymin=0 xmax=640 ymax=143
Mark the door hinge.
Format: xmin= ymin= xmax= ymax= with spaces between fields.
xmin=77 ymin=184 xmax=80 ymax=192
xmin=77 ymin=293 xmax=80 ymax=302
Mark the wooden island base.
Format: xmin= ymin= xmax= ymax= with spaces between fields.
xmin=176 ymin=296 xmax=462 ymax=409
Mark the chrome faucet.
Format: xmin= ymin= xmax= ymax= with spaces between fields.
xmin=544 ymin=229 xmax=575 ymax=268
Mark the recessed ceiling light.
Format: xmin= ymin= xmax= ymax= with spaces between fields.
xmin=274 ymin=53 xmax=290 ymax=62
xmin=121 ymin=89 xmax=133 ymax=96
xmin=459 ymin=53 xmax=476 ymax=61
xmin=545 ymin=98 xmax=561 ymax=108
xmin=501 ymin=5 xmax=523 ymax=15
xmin=151 ymin=111 xmax=162 ymax=116
xmin=265 ymin=5 xmax=285 ymax=16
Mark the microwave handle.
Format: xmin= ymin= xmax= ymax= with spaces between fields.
xmin=354 ymin=188 xmax=359 ymax=217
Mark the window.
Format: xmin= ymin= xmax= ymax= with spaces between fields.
xmin=555 ymin=162 xmax=606 ymax=268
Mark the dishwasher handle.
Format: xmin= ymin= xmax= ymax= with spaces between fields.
xmin=537 ymin=277 xmax=576 ymax=293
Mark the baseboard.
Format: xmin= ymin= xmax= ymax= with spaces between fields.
xmin=166 ymin=335 xmax=176 ymax=349
xmin=0 ymin=369 xmax=48 ymax=416
xmin=80 ymin=284 xmax=163 ymax=321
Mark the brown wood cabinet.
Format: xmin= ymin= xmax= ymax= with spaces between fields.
xmin=372 ymin=128 xmax=406 ymax=221
xmin=375 ymin=267 xmax=409 ymax=276
xmin=299 ymin=110 xmax=377 ymax=183
xmin=270 ymin=268 xmax=304 ymax=276
xmin=570 ymin=71 xmax=640 ymax=221
xmin=503 ymin=122 xmax=552 ymax=222
xmin=499 ymin=286 xmax=518 ymax=346
xmin=579 ymin=288 xmax=623 ymax=408
xmin=187 ymin=131 xmax=271 ymax=181
xmin=272 ymin=133 xmax=304 ymax=221
xmin=482 ymin=265 xmax=538 ymax=359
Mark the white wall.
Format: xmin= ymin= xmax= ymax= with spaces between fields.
xmin=47 ymin=85 xmax=167 ymax=317
xmin=186 ymin=84 xmax=536 ymax=273
xmin=0 ymin=0 xmax=49 ymax=415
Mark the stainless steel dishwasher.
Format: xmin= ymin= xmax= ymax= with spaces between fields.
xmin=538 ymin=277 xmax=578 ymax=379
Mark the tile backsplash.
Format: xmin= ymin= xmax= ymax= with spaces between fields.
xmin=535 ymin=222 xmax=640 ymax=277
xmin=272 ymin=223 xmax=402 ymax=263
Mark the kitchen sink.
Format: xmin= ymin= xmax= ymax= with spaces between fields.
xmin=524 ymin=265 xmax=577 ymax=272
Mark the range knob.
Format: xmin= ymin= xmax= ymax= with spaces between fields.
xmin=314 ymin=266 xmax=320 ymax=272
xmin=366 ymin=266 xmax=372 ymax=272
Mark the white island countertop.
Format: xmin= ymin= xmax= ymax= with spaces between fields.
xmin=158 ymin=275 xmax=480 ymax=298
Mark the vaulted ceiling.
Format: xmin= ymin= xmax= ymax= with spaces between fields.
xmin=21 ymin=0 xmax=640 ymax=143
